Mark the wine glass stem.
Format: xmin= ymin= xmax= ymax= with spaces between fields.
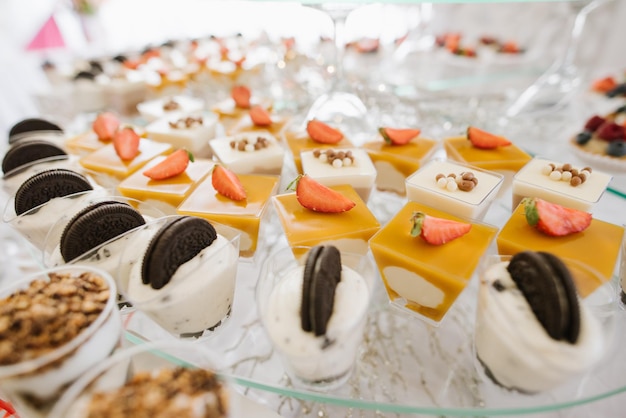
xmin=331 ymin=13 xmax=348 ymax=90
xmin=561 ymin=1 xmax=602 ymax=69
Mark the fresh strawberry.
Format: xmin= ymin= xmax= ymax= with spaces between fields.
xmin=498 ymin=41 xmax=521 ymax=54
xmin=467 ymin=126 xmax=511 ymax=149
xmin=92 ymin=112 xmax=120 ymax=141
xmin=249 ymin=106 xmax=272 ymax=127
xmin=379 ymin=127 xmax=421 ymax=145
xmin=231 ymin=85 xmax=251 ymax=109
xmin=113 ymin=127 xmax=140 ymax=160
xmin=410 ymin=212 xmax=471 ymax=245
xmin=212 ymin=165 xmax=247 ymax=201
xmin=289 ymin=175 xmax=355 ymax=213
xmin=523 ymin=197 xmax=591 ymax=237
xmin=306 ymin=120 xmax=344 ymax=144
xmin=595 ymin=121 xmax=625 ymax=141
xmin=592 ymin=76 xmax=617 ymax=93
xmin=584 ymin=115 xmax=606 ymax=132
xmin=143 ymin=149 xmax=192 ymax=180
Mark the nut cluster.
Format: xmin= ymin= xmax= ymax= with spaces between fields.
xmin=168 ymin=116 xmax=203 ymax=129
xmin=0 ymin=272 xmax=110 ymax=366
xmin=540 ymin=163 xmax=592 ymax=187
xmin=313 ymin=149 xmax=355 ymax=168
xmin=230 ymin=135 xmax=270 ymax=152
xmin=435 ymin=171 xmax=479 ymax=192
xmin=86 ymin=367 xmax=228 ymax=418
xmin=162 ymin=98 xmax=180 ymax=111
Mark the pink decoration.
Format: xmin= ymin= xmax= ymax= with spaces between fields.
xmin=26 ymin=14 xmax=66 ymax=51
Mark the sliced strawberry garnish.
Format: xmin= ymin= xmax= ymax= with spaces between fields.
xmin=379 ymin=127 xmax=421 ymax=145
xmin=467 ymin=126 xmax=511 ymax=149
xmin=592 ymin=76 xmax=617 ymax=93
xmin=212 ymin=165 xmax=246 ymax=201
xmin=410 ymin=212 xmax=471 ymax=245
xmin=306 ymin=120 xmax=344 ymax=144
xmin=584 ymin=115 xmax=606 ymax=132
xmin=113 ymin=127 xmax=140 ymax=160
xmin=523 ymin=197 xmax=591 ymax=237
xmin=289 ymin=175 xmax=355 ymax=213
xmin=595 ymin=121 xmax=625 ymax=141
xmin=249 ymin=106 xmax=272 ymax=127
xmin=93 ymin=112 xmax=120 ymax=141
xmin=231 ymin=85 xmax=251 ymax=109
xmin=143 ymin=149 xmax=192 ymax=180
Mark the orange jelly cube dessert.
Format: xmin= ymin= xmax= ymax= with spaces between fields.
xmin=369 ymin=201 xmax=498 ymax=324
xmin=282 ymin=127 xmax=354 ymax=174
xmin=443 ymin=135 xmax=532 ymax=173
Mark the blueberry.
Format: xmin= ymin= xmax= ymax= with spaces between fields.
xmin=607 ymin=83 xmax=626 ymax=98
xmin=615 ymin=104 xmax=626 ymax=115
xmin=607 ymin=140 xmax=626 ymax=157
xmin=575 ymin=130 xmax=592 ymax=145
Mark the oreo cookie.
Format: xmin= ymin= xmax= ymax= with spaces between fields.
xmin=8 ymin=118 xmax=63 ymax=144
xmin=301 ymin=245 xmax=342 ymax=336
xmin=60 ymin=200 xmax=146 ymax=262
xmin=141 ymin=216 xmax=218 ymax=290
xmin=13 ymin=169 xmax=93 ymax=216
xmin=2 ymin=139 xmax=67 ymax=175
xmin=507 ymin=251 xmax=581 ymax=343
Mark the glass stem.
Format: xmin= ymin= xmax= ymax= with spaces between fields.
xmin=331 ymin=12 xmax=348 ymax=91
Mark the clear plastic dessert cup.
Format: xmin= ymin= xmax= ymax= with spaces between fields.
xmin=116 ymin=216 xmax=241 ymax=339
xmin=1 ymin=154 xmax=84 ymax=196
xmin=48 ymin=341 xmax=239 ymax=418
xmin=474 ymin=254 xmax=616 ymax=395
xmin=256 ymin=245 xmax=375 ymax=391
xmin=0 ymin=265 xmax=122 ymax=418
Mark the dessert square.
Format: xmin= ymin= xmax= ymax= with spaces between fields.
xmin=362 ymin=136 xmax=438 ymax=195
xmin=210 ymin=95 xmax=272 ymax=133
xmin=405 ymin=159 xmax=503 ymax=220
xmin=496 ymin=202 xmax=624 ymax=297
xmin=512 ymin=157 xmax=612 ymax=212
xmin=443 ymin=135 xmax=532 ymax=173
xmin=227 ymin=109 xmax=290 ymax=136
xmin=117 ymin=157 xmax=215 ymax=214
xmin=144 ymin=111 xmax=218 ymax=157
xmin=272 ymin=184 xmax=380 ymax=259
xmin=369 ymin=201 xmax=498 ymax=325
xmin=209 ymin=132 xmax=285 ymax=176
xmin=301 ymin=148 xmax=377 ymax=202
xmin=282 ymin=127 xmax=354 ymax=174
xmin=177 ymin=173 xmax=280 ymax=258
xmin=137 ymin=95 xmax=205 ymax=122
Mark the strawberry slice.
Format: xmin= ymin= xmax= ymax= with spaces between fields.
xmin=231 ymin=85 xmax=251 ymax=109
xmin=212 ymin=165 xmax=247 ymax=201
xmin=410 ymin=212 xmax=471 ymax=245
xmin=249 ymin=105 xmax=272 ymax=127
xmin=306 ymin=120 xmax=344 ymax=144
xmin=523 ymin=197 xmax=591 ymax=237
xmin=289 ymin=175 xmax=355 ymax=213
xmin=113 ymin=127 xmax=140 ymax=160
xmin=592 ymin=76 xmax=617 ymax=93
xmin=143 ymin=149 xmax=192 ymax=180
xmin=467 ymin=126 xmax=511 ymax=149
xmin=93 ymin=112 xmax=120 ymax=141
xmin=379 ymin=127 xmax=421 ymax=145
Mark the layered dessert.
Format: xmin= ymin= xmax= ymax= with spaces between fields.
xmin=272 ymin=178 xmax=380 ymax=259
xmin=144 ymin=111 xmax=219 ymax=157
xmin=405 ymin=159 xmax=503 ymax=220
xmin=136 ymin=95 xmax=205 ymax=122
xmin=301 ymin=148 xmax=377 ymax=202
xmin=497 ymin=198 xmax=624 ymax=297
xmin=118 ymin=216 xmax=239 ymax=338
xmin=512 ymin=157 xmax=612 ymax=212
xmin=208 ymin=131 xmax=285 ymax=176
xmin=259 ymin=245 xmax=371 ymax=388
xmin=0 ymin=266 xmax=121 ymax=416
xmin=369 ymin=201 xmax=498 ymax=324
xmin=227 ymin=105 xmax=289 ymax=136
xmin=475 ymin=251 xmax=606 ymax=393
xmin=362 ymin=127 xmax=437 ymax=195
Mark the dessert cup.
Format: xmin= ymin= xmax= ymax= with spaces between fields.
xmin=474 ymin=254 xmax=616 ymax=394
xmin=208 ymin=131 xmax=286 ymax=176
xmin=48 ymin=341 xmax=238 ymax=418
xmin=144 ymin=111 xmax=219 ymax=158
xmin=256 ymin=246 xmax=375 ymax=391
xmin=0 ymin=265 xmax=122 ymax=418
xmin=137 ymin=95 xmax=205 ymax=122
xmin=116 ymin=216 xmax=241 ymax=339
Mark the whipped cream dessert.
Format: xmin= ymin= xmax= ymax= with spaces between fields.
xmin=144 ymin=111 xmax=218 ymax=157
xmin=300 ymin=148 xmax=377 ymax=202
xmin=475 ymin=255 xmax=605 ymax=393
xmin=512 ymin=157 xmax=612 ymax=212
xmin=137 ymin=95 xmax=205 ymax=122
xmin=209 ymin=132 xmax=285 ymax=175
xmin=405 ymin=159 xmax=503 ymax=220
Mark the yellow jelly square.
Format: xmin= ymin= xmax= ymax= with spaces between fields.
xmin=443 ymin=136 xmax=531 ymax=173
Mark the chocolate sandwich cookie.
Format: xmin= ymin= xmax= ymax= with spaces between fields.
xmin=301 ymin=245 xmax=342 ymax=336
xmin=507 ymin=251 xmax=581 ymax=343
xmin=13 ymin=169 xmax=93 ymax=216
xmin=60 ymin=200 xmax=146 ymax=262
xmin=2 ymin=139 xmax=67 ymax=175
xmin=8 ymin=118 xmax=63 ymax=144
xmin=141 ymin=216 xmax=218 ymax=290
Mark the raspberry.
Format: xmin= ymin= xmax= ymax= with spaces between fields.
xmin=596 ymin=122 xmax=625 ymax=141
xmin=583 ymin=115 xmax=606 ymax=132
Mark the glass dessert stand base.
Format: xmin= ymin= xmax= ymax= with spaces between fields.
xmin=118 ymin=188 xmax=626 ymax=418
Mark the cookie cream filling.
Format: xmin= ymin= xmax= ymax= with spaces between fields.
xmin=475 ymin=261 xmax=605 ymax=393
